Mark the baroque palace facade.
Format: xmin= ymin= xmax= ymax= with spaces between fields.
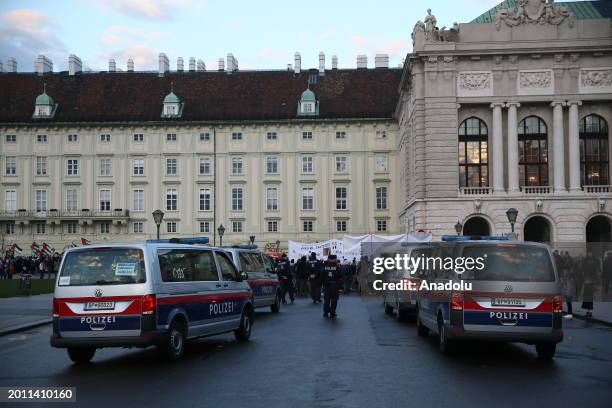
xmin=1 ymin=0 xmax=612 ymax=249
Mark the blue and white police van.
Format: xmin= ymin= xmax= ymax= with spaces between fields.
xmin=222 ymin=246 xmax=282 ymax=313
xmin=51 ymin=240 xmax=254 ymax=364
xmin=415 ymin=236 xmax=563 ymax=360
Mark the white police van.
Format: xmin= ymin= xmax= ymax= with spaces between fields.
xmin=51 ymin=240 xmax=254 ymax=364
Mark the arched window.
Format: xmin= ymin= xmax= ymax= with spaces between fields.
xmin=458 ymin=118 xmax=488 ymax=188
xmin=518 ymin=116 xmax=548 ymax=187
xmin=580 ymin=114 xmax=609 ymax=186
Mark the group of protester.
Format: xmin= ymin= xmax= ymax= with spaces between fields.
xmin=0 ymin=254 xmax=61 ymax=280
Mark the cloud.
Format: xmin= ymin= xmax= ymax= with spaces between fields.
xmin=0 ymin=8 xmax=67 ymax=70
xmin=101 ymin=25 xmax=167 ymax=45
xmin=95 ymin=0 xmax=190 ymax=21
xmin=98 ymin=43 xmax=159 ymax=69
xmin=95 ymin=25 xmax=169 ymax=70
xmin=349 ymin=35 xmax=408 ymax=60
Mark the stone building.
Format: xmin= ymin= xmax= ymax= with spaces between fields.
xmin=398 ymin=0 xmax=612 ymax=243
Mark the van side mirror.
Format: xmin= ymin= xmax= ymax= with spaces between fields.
xmin=237 ymin=271 xmax=248 ymax=281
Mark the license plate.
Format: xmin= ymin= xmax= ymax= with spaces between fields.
xmin=491 ymin=298 xmax=525 ymax=307
xmin=84 ymin=301 xmax=115 ymax=311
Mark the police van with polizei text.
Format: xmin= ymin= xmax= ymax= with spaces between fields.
xmin=222 ymin=246 xmax=283 ymax=313
xmin=50 ymin=240 xmax=255 ymax=364
xmin=415 ymin=236 xmax=563 ymax=360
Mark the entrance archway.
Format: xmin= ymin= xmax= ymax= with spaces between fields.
xmin=462 ymin=216 xmax=491 ymax=236
xmin=523 ymin=216 xmax=552 ymax=243
xmin=586 ymin=215 xmax=612 ymax=242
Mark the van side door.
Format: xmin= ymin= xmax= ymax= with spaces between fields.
xmin=213 ymin=251 xmax=249 ymax=331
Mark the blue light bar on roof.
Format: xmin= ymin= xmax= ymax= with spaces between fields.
xmin=441 ymin=235 xmax=510 ymax=242
xmin=146 ymin=237 xmax=209 ymax=245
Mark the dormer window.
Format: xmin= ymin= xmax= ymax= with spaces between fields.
xmin=297 ymin=88 xmax=319 ymax=117
xmin=32 ymin=84 xmax=57 ymax=119
xmin=161 ymin=87 xmax=183 ymax=118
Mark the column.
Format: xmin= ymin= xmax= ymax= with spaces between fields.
xmin=490 ymin=103 xmax=505 ymax=193
xmin=568 ymin=100 xmax=582 ymax=192
xmin=551 ymin=101 xmax=566 ymax=193
xmin=506 ymin=102 xmax=520 ymax=194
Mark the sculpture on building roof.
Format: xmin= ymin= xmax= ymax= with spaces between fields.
xmin=411 ymin=9 xmax=459 ymax=45
xmin=493 ymin=0 xmax=574 ymax=30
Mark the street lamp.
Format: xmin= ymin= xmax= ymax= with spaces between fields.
xmin=152 ymin=210 xmax=164 ymax=240
xmin=249 ymin=235 xmax=255 ymax=245
xmin=454 ymin=221 xmax=463 ymax=236
xmin=506 ymin=208 xmax=518 ymax=233
xmin=217 ymin=224 xmax=225 ymax=247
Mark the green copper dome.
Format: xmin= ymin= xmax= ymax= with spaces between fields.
xmin=35 ymin=92 xmax=54 ymax=105
xmin=300 ymin=88 xmax=316 ymax=101
xmin=163 ymin=91 xmax=180 ymax=103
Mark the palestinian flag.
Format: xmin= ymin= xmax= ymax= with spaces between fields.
xmin=31 ymin=242 xmax=40 ymax=256
xmin=80 ymin=238 xmax=91 ymax=245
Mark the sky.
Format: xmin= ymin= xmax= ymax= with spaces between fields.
xmin=0 ymin=0 xmax=525 ymax=72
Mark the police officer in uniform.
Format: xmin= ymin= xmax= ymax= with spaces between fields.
xmin=277 ymin=253 xmax=295 ymax=304
xmin=321 ymin=254 xmax=343 ymax=318
xmin=306 ymin=252 xmax=322 ymax=303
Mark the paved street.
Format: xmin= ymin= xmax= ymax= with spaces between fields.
xmin=0 ymin=295 xmax=611 ymax=408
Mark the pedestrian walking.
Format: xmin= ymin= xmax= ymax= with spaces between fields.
xmin=295 ymin=256 xmax=309 ymax=296
xmin=307 ymin=252 xmax=322 ymax=303
xmin=277 ymin=253 xmax=294 ymax=304
xmin=581 ymin=251 xmax=600 ymax=318
xmin=563 ymin=266 xmax=575 ymax=319
xmin=8 ymin=261 xmax=15 ymax=279
xmin=321 ymin=254 xmax=343 ymax=318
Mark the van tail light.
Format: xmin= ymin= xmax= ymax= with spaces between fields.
xmin=451 ymin=291 xmax=464 ymax=310
xmin=552 ymin=294 xmax=562 ymax=313
xmin=52 ymin=298 xmax=59 ymax=317
xmin=142 ymin=294 xmax=156 ymax=315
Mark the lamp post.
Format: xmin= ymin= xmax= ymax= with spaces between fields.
xmin=454 ymin=221 xmax=463 ymax=236
xmin=276 ymin=239 xmax=280 ymax=251
xmin=249 ymin=235 xmax=255 ymax=245
xmin=506 ymin=208 xmax=518 ymax=233
xmin=152 ymin=210 xmax=164 ymax=240
xmin=217 ymin=224 xmax=225 ymax=247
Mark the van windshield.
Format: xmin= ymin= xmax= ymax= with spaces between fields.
xmin=460 ymin=245 xmax=555 ymax=282
xmin=59 ymin=248 xmax=146 ymax=286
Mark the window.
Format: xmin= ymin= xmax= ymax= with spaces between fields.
xmin=258 ymin=220 xmax=273 ymax=234
xmin=36 ymin=134 xmax=47 ymax=143
xmin=6 ymin=134 xmax=16 ymax=143
xmin=376 ymin=130 xmax=387 ymax=139
xmin=36 ymin=222 xmax=46 ymax=234
xmin=199 ymin=132 xmax=210 ymax=141
xmin=336 ymin=131 xmax=346 ymax=139
xmin=5 ymin=156 xmax=16 ymax=175
xmin=199 ymin=188 xmax=211 ymax=211
xmin=302 ymin=156 xmax=313 ymax=173
xmin=232 ymin=132 xmax=242 ymax=141
xmin=133 ymin=159 xmax=144 ymax=176
xmin=336 ymin=220 xmax=347 ymax=232
xmin=302 ymin=102 xmax=314 ymax=113
xmin=458 ymin=117 xmax=489 ymax=188
xmin=375 ymin=154 xmax=389 ymax=173
xmin=133 ymin=222 xmax=144 ymax=233
xmin=67 ymin=134 xmax=78 ymax=142
xmin=266 ymin=156 xmax=278 ymax=174
xmin=216 ymin=251 xmax=238 ymax=281
xmin=377 ymin=220 xmax=387 ymax=232
xmin=164 ymin=104 xmax=177 ymax=116
xmin=99 ymin=133 xmax=111 ymax=143
xmin=35 ymin=190 xmax=47 ymax=212
xmin=67 ymin=222 xmax=78 ymax=234
xmin=335 ymin=156 xmax=347 ymax=173
xmin=100 ymin=222 xmax=110 ymax=234
xmin=166 ymin=133 xmax=177 ymax=141
xmin=133 ymin=133 xmax=144 ymax=142
xmin=100 ymin=158 xmax=112 ymax=176
xmin=5 ymin=189 xmax=16 ymax=211
xmin=199 ymin=221 xmax=210 ymax=233
xmin=335 ymin=187 xmax=347 ymax=210
xmin=36 ymin=156 xmax=47 ymax=176
xmin=158 ymin=249 xmax=220 ymax=282
xmin=66 ymin=189 xmax=78 ymax=212
xmin=5 ymin=223 xmax=15 ymax=234
xmin=518 ymin=116 xmax=548 ymax=187
xmin=302 ymin=131 xmax=313 ymax=140
xmin=580 ymin=114 xmax=609 ymax=186
xmin=266 ymin=187 xmax=278 ymax=210
xmin=133 ymin=188 xmax=145 ymax=212
xmin=99 ymin=189 xmax=111 ymax=211
xmin=231 ymin=157 xmax=243 ymax=175
xmin=376 ymin=186 xmax=388 ymax=209
xmin=166 ymin=158 xmax=177 ymax=175
xmin=232 ymin=221 xmax=243 ymax=233
xmin=166 ymin=188 xmax=178 ymax=211
xmin=232 ymin=187 xmax=243 ymax=211
xmin=67 ymin=159 xmax=79 ymax=176
xmin=267 ymin=132 xmax=277 ymax=140
xmin=302 ymin=187 xmax=314 ymax=210
xmin=303 ymin=220 xmax=313 ymax=232
xmin=166 ymin=221 xmax=177 ymax=233
xmin=308 ymin=73 xmax=317 ymax=85
xmin=199 ymin=157 xmax=211 ymax=175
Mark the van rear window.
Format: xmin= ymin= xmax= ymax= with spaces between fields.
xmin=59 ymin=248 xmax=146 ymax=286
xmin=460 ymin=245 xmax=555 ymax=282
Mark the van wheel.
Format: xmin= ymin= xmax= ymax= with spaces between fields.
xmin=535 ymin=343 xmax=556 ymax=360
xmin=67 ymin=347 xmax=95 ymax=364
xmin=396 ymin=303 xmax=409 ymax=322
xmin=384 ymin=303 xmax=394 ymax=315
xmin=271 ymin=292 xmax=281 ymax=313
xmin=438 ymin=316 xmax=454 ymax=354
xmin=163 ymin=320 xmax=186 ymax=360
xmin=234 ymin=308 xmax=252 ymax=342
xmin=416 ymin=312 xmax=429 ymax=337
